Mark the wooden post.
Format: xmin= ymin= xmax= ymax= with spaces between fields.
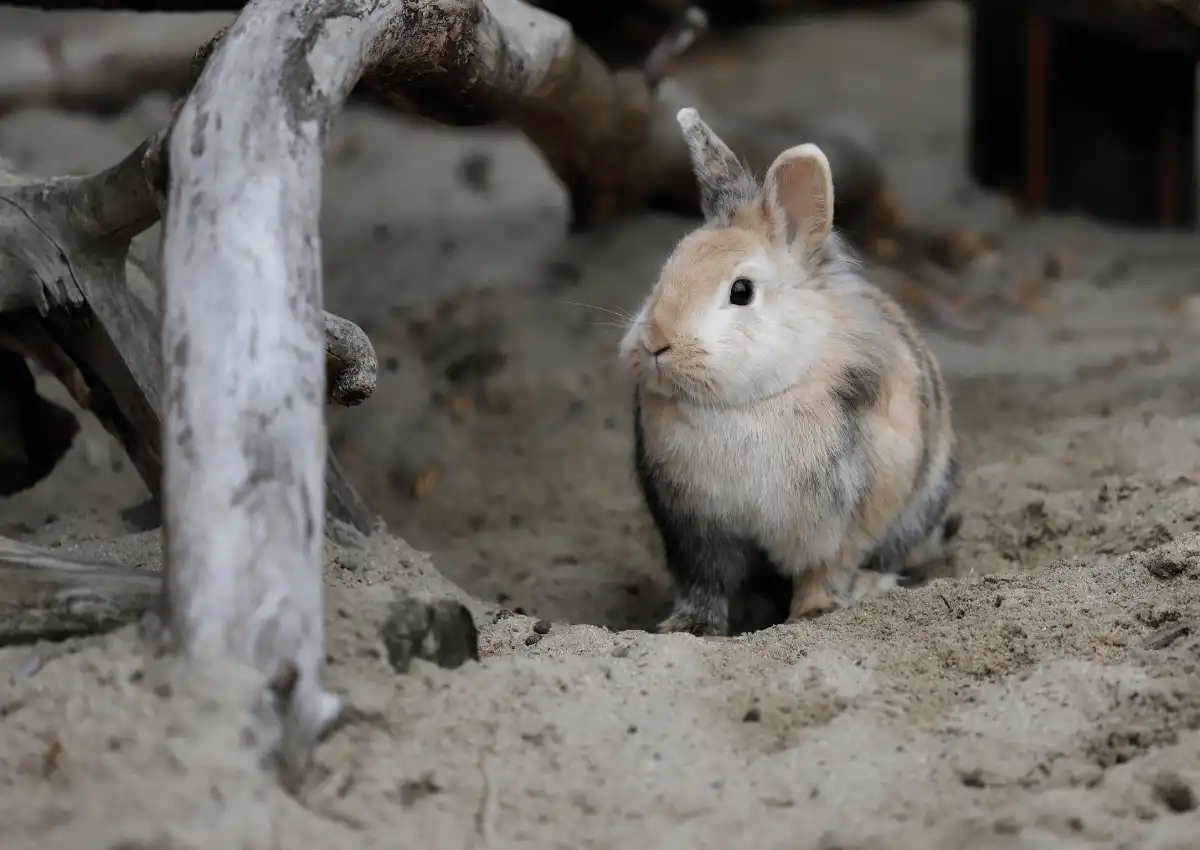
xmin=969 ymin=6 xmax=1197 ymax=228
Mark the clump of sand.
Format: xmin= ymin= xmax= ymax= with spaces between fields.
xmin=1 ymin=526 xmax=1198 ymax=849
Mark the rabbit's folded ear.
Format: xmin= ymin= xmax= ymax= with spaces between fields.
xmin=763 ymin=144 xmax=834 ymax=259
xmin=677 ymin=108 xmax=759 ymax=223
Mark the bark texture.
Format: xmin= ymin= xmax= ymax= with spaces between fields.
xmin=158 ymin=0 xmax=414 ymax=780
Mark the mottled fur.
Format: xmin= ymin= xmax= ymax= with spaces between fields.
xmin=621 ymin=109 xmax=957 ymax=637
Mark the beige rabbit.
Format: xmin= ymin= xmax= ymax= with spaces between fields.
xmin=619 ymin=108 xmax=958 ymax=637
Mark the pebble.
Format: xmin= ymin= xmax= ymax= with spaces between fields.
xmin=993 ymin=817 xmax=1020 ymax=835
xmin=533 ymin=619 xmax=551 ymax=635
xmin=525 ymin=633 xmax=543 ymax=646
xmin=1152 ymin=770 xmax=1197 ymax=813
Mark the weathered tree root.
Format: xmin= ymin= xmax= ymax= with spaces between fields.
xmin=0 ymin=535 xmax=160 ymax=646
xmin=185 ymin=0 xmax=720 ymax=231
xmin=0 ymin=147 xmax=380 ymax=523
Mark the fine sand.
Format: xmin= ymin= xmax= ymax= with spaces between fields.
xmin=2 ymin=3 xmax=1200 ymax=848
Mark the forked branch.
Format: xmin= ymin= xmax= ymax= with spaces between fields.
xmin=192 ymin=0 xmax=748 ymax=230
xmin=0 ymin=148 xmax=379 ymax=507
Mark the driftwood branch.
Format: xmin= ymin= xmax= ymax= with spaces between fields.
xmin=179 ymin=0 xmax=722 ymax=231
xmin=156 ymin=0 xmax=417 ymax=784
xmin=0 ymin=147 xmax=379 ymax=527
xmin=0 ymin=143 xmax=167 ymax=494
xmin=0 ymin=535 xmax=160 ymax=646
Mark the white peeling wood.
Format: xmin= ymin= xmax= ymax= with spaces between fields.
xmin=160 ymin=0 xmax=403 ymax=777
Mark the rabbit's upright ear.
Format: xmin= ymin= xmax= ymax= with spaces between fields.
xmin=677 ymin=108 xmax=759 ymax=224
xmin=763 ymin=143 xmax=834 ymax=259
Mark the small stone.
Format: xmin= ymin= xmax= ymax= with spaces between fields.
xmin=380 ymin=595 xmax=479 ymax=675
xmin=742 ymin=707 xmax=762 ymax=723
xmin=1142 ymin=623 xmax=1191 ymax=650
xmin=397 ymin=772 xmax=442 ymax=808
xmin=1144 ymin=550 xmax=1188 ymax=579
xmin=533 ymin=619 xmax=551 ymax=635
xmin=456 ymin=152 xmax=492 ymax=193
xmin=993 ymin=817 xmax=1020 ymax=835
xmin=959 ymin=768 xmax=985 ymax=788
xmin=525 ymin=633 xmax=543 ymax=646
xmin=1152 ymin=770 xmax=1198 ymax=813
xmin=542 ymin=259 xmax=582 ymax=293
xmin=1044 ymin=249 xmax=1074 ymax=280
xmin=444 ymin=348 xmax=506 ymax=386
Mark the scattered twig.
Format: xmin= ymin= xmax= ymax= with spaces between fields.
xmin=0 ymin=534 xmax=161 ymax=646
xmin=475 ymin=755 xmax=498 ymax=847
xmin=643 ymin=6 xmax=708 ymax=89
xmin=1141 ymin=623 xmax=1191 ymax=650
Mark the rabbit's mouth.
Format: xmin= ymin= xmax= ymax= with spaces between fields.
xmin=647 ymin=361 xmax=723 ymax=407
xmin=622 ymin=336 xmax=722 ymax=404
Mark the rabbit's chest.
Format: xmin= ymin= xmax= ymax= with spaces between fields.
xmin=645 ymin=401 xmax=849 ymax=531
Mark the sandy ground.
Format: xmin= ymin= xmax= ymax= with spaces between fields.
xmin=2 ymin=2 xmax=1200 ymax=848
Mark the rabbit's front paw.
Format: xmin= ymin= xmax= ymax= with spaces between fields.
xmin=658 ymin=606 xmax=726 ymax=637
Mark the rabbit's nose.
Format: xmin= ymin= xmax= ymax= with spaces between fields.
xmin=643 ymin=321 xmax=670 ymax=355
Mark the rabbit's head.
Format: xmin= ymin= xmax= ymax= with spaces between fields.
xmin=621 ymin=109 xmax=855 ymax=407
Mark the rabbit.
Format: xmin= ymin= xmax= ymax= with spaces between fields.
xmin=619 ymin=107 xmax=959 ymax=637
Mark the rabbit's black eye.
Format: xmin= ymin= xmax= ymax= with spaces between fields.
xmin=729 ymin=278 xmax=754 ymax=306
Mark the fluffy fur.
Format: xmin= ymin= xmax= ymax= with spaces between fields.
xmin=620 ymin=109 xmax=958 ymax=637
